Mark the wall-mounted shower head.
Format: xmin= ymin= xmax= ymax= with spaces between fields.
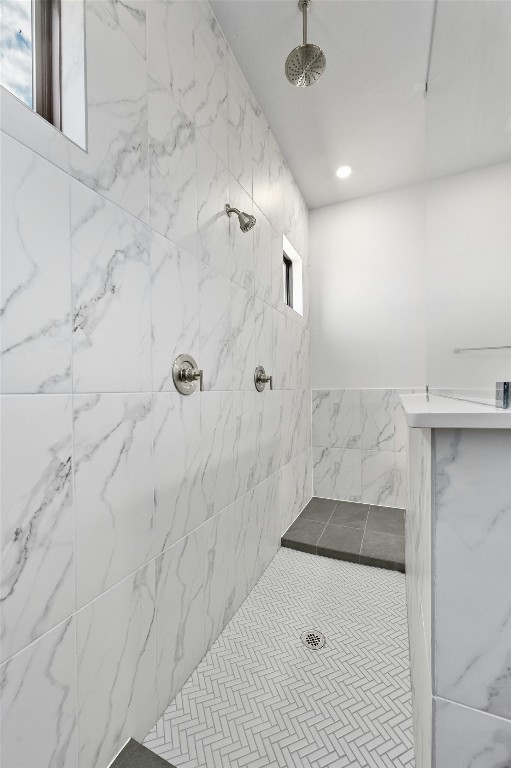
xmin=225 ymin=204 xmax=256 ymax=233
xmin=285 ymin=0 xmax=326 ymax=88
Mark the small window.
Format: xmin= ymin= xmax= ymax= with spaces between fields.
xmin=283 ymin=253 xmax=293 ymax=308
xmin=1 ymin=0 xmax=86 ymax=148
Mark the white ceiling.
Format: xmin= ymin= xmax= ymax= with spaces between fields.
xmin=211 ymin=0 xmax=435 ymax=209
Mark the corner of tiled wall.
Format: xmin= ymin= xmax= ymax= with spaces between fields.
xmin=0 ymin=2 xmax=312 ymax=766
xmin=311 ymin=388 xmax=413 ymax=509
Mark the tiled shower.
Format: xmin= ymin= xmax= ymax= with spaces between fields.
xmin=0 ymin=3 xmax=311 ymax=765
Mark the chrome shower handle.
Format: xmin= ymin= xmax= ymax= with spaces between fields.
xmin=173 ymin=353 xmax=203 ymax=395
xmin=254 ymin=365 xmax=273 ymax=392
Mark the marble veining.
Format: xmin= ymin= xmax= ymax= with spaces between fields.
xmin=435 ymin=697 xmax=511 ymax=768
xmin=71 ymin=181 xmax=152 ymax=393
xmin=201 ymin=392 xmax=235 ymax=519
xmin=152 ymin=393 xmax=203 ymax=556
xmin=155 ymin=529 xmax=206 ymax=716
xmin=1 ymin=134 xmax=71 ymax=394
xmin=197 ymin=132 xmax=230 ymax=277
xmin=193 ymin=2 xmax=228 ymax=166
xmin=148 ymin=76 xmax=197 ymax=257
xmin=228 ymin=50 xmax=252 ymax=196
xmin=69 ymin=2 xmax=148 ymax=222
xmin=435 ymin=428 xmax=511 ymax=719
xmin=1 ymin=397 xmax=73 ymax=663
xmin=77 ymin=564 xmax=156 ymax=768
xmin=361 ymin=389 xmax=396 ymax=451
xmin=147 ymin=0 xmax=195 ymax=112
xmin=0 ymin=617 xmax=77 ymax=768
xmin=151 ymin=233 xmax=199 ymax=392
xmin=73 ymin=393 xmax=154 ymax=608
xmin=198 ymin=263 xmax=232 ymax=391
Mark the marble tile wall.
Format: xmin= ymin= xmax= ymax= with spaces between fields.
xmin=0 ymin=3 xmax=311 ymax=767
xmin=311 ymin=389 xmax=412 ymax=508
xmin=433 ymin=428 xmax=511 ymax=766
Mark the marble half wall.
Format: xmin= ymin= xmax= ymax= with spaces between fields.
xmin=311 ymin=389 xmax=417 ymax=509
xmin=0 ymin=3 xmax=311 ymax=767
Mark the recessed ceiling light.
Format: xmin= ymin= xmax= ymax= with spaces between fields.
xmin=336 ymin=164 xmax=352 ymax=179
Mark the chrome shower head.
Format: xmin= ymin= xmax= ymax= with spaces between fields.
xmin=225 ymin=204 xmax=256 ymax=233
xmin=285 ymin=0 xmax=326 ymax=88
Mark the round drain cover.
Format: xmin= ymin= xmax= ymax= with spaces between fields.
xmin=301 ymin=629 xmax=326 ymax=650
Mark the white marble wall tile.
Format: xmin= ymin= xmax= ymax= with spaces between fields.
xmin=193 ymin=2 xmax=228 ymax=166
xmin=435 ymin=429 xmax=511 ymax=719
xmin=254 ymin=207 xmax=272 ymax=305
xmin=269 ymin=132 xmax=285 ymax=235
xmin=204 ymin=505 xmax=236 ymax=646
xmin=283 ymin=164 xmax=302 ymax=254
xmin=280 ymin=452 xmax=308 ymax=533
xmin=197 ymin=132 xmax=230 ymax=277
xmin=255 ymin=390 xmax=279 ymax=486
xmin=229 ymin=173 xmax=254 ymax=292
xmin=198 ymin=262 xmax=232 ymax=391
xmin=0 ymin=617 xmax=77 ymax=768
xmin=152 ymin=393 xmax=202 ymax=557
xmin=270 ymin=225 xmax=284 ymax=309
xmin=101 ymin=0 xmax=146 ymax=58
xmin=254 ymin=298 xmax=274 ymax=378
xmin=251 ymin=101 xmax=271 ymax=219
xmin=312 ymin=390 xmax=331 ymax=448
xmin=227 ymin=49 xmax=252 ymax=196
xmin=361 ymin=449 xmax=395 ymax=506
xmin=231 ymin=283 xmax=256 ymax=390
xmin=146 ymin=0 xmax=195 ymax=112
xmin=395 ymin=396 xmax=409 ymax=453
xmin=232 ymin=391 xmax=258 ymax=499
xmin=274 ymin=311 xmax=291 ymax=391
xmin=332 ymin=448 xmax=362 ymax=502
xmin=0 ymin=87 xmax=70 ymax=173
xmin=60 ymin=0 xmax=87 ymax=149
xmin=1 ymin=134 xmax=71 ymax=394
xmin=148 ymin=76 xmax=197 ymax=257
xmin=69 ymin=2 xmax=148 ymax=221
xmin=1 ymin=396 xmax=73 ymax=663
xmin=395 ymin=451 xmax=408 ymax=509
xmin=435 ymin=698 xmax=511 ymax=768
xmin=232 ymin=488 xmax=257 ymax=614
xmin=154 ymin=528 xmax=206 ymax=717
xmin=73 ymin=393 xmax=153 ymax=608
xmin=331 ymin=389 xmax=361 ymax=449
xmin=71 ymin=181 xmax=152 ymax=393
xmin=77 ymin=564 xmax=156 ymax=768
xmin=361 ymin=389 xmax=396 ymax=451
xmin=151 ymin=232 xmax=199 ymax=392
xmin=201 ymin=391 xmax=235 ymax=519
xmin=313 ymin=447 xmax=332 ymax=499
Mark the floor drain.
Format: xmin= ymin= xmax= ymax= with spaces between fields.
xmin=301 ymin=629 xmax=326 ymax=650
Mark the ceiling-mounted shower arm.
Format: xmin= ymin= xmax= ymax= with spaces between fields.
xmin=300 ymin=0 xmax=309 ymax=45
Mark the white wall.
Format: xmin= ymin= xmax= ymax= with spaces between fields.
xmin=426 ymin=161 xmax=511 ymax=391
xmin=310 ymin=185 xmax=427 ymax=390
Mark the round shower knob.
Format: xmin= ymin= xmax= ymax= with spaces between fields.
xmin=173 ymin=353 xmax=203 ymax=395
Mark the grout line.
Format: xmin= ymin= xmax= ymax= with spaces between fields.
xmin=359 ymin=504 xmax=371 ymax=556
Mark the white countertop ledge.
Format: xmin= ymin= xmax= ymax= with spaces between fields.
xmin=400 ymin=393 xmax=511 ymax=429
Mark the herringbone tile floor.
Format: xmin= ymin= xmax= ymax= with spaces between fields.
xmin=144 ymin=548 xmax=415 ymax=768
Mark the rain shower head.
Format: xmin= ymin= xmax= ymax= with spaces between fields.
xmin=225 ymin=204 xmax=256 ymax=233
xmin=285 ymin=0 xmax=326 ymax=88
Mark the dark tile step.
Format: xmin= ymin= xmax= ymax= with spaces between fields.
xmin=300 ymin=497 xmax=337 ymax=522
xmin=366 ymin=506 xmax=405 ymax=536
xmin=330 ymin=501 xmax=369 ymax=529
xmin=281 ymin=516 xmax=325 ymax=553
xmin=360 ymin=530 xmax=405 ymax=573
xmin=317 ymin=523 xmax=363 ymax=563
xmin=110 ymin=739 xmax=173 ymax=767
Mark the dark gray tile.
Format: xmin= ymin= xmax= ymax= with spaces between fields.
xmin=330 ymin=501 xmax=369 ymax=529
xmin=281 ymin=517 xmax=325 ymax=554
xmin=300 ymin=497 xmax=337 ymax=522
xmin=366 ymin=506 xmax=405 ymax=536
xmin=360 ymin=530 xmax=405 ymax=572
xmin=317 ymin=524 xmax=363 ymax=563
xmin=111 ymin=739 xmax=173 ymax=767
